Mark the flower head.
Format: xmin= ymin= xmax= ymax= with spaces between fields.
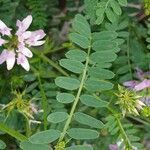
xmin=116 ymin=85 xmax=145 ymax=116
xmin=0 ymin=15 xmax=45 ymax=71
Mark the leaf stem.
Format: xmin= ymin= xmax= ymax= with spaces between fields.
xmin=57 ymin=45 xmax=91 ymax=143
xmin=0 ymin=123 xmax=27 ymax=141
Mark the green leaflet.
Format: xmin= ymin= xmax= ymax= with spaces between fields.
xmin=96 ymin=63 xmax=112 ymax=69
xmin=116 ymin=65 xmax=130 ymax=75
xmin=74 ymin=112 xmax=104 ymax=129
xmin=72 ymin=14 xmax=91 ymax=38
xmin=85 ymin=78 xmax=114 ymax=91
xmin=0 ymin=140 xmax=6 ymax=150
xmin=65 ymin=49 xmax=87 ymax=62
xmin=56 ymin=92 xmax=75 ymax=103
xmin=110 ymin=0 xmax=122 ymax=15
xmin=55 ymin=77 xmax=80 ymax=90
xmin=47 ymin=112 xmax=69 ymax=123
xmin=20 ymin=141 xmax=52 ymax=150
xmin=118 ymin=0 xmax=127 ymax=6
xmin=69 ymin=14 xmax=91 ymax=48
xmin=80 ymin=94 xmax=108 ymax=108
xmin=88 ymin=67 xmax=115 ymax=79
xmin=84 ymin=0 xmax=98 ymax=24
xmin=92 ymin=31 xmax=118 ymax=41
xmin=69 ymin=33 xmax=90 ymax=49
xmin=60 ymin=59 xmax=84 ymax=74
xmin=67 ymin=128 xmax=99 ymax=140
xmin=90 ymin=51 xmax=117 ymax=63
xmin=65 ymin=145 xmax=93 ymax=150
xmin=106 ymin=7 xmax=118 ymax=23
xmin=92 ymin=40 xmax=119 ymax=52
xmin=95 ymin=0 xmax=126 ymax=24
xmin=29 ymin=129 xmax=61 ymax=144
xmin=95 ymin=6 xmax=105 ymax=25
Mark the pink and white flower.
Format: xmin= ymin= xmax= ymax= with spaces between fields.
xmin=0 ymin=15 xmax=46 ymax=71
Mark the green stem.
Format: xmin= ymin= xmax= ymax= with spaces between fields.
xmin=108 ymin=107 xmax=132 ymax=149
xmin=33 ymin=50 xmax=69 ymax=76
xmin=0 ymin=123 xmax=27 ymax=141
xmin=57 ymin=46 xmax=91 ymax=143
xmin=25 ymin=116 xmax=31 ymax=137
xmin=37 ymin=74 xmax=48 ymax=130
xmin=127 ymin=34 xmax=133 ymax=79
xmin=116 ymin=117 xmax=132 ymax=149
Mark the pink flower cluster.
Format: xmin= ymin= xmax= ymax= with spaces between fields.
xmin=123 ymin=68 xmax=150 ymax=91
xmin=0 ymin=15 xmax=45 ymax=71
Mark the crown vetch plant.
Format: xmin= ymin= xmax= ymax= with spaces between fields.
xmin=0 ymin=0 xmax=150 ymax=150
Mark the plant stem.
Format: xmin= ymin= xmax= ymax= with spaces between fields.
xmin=108 ymin=107 xmax=132 ymax=149
xmin=37 ymin=74 xmax=48 ymax=130
xmin=33 ymin=50 xmax=69 ymax=76
xmin=24 ymin=115 xmax=31 ymax=137
xmin=0 ymin=123 xmax=27 ymax=141
xmin=116 ymin=117 xmax=132 ymax=149
xmin=57 ymin=46 xmax=91 ymax=143
xmin=127 ymin=34 xmax=133 ymax=79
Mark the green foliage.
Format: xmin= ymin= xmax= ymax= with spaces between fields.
xmin=0 ymin=0 xmax=19 ymax=25
xmin=27 ymin=0 xmax=48 ymax=28
xmin=0 ymin=0 xmax=149 ymax=150
xmin=147 ymin=18 xmax=150 ymax=49
xmin=106 ymin=115 xmax=143 ymax=149
xmin=0 ymin=140 xmax=6 ymax=149
xmin=84 ymin=0 xmax=127 ymax=25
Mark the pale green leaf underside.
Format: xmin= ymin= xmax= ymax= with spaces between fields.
xmin=47 ymin=112 xmax=69 ymax=123
xmin=64 ymin=145 xmax=93 ymax=150
xmin=67 ymin=128 xmax=99 ymax=139
xmin=74 ymin=112 xmax=104 ymax=129
xmin=29 ymin=129 xmax=61 ymax=144
xmin=80 ymin=94 xmax=108 ymax=108
xmin=20 ymin=141 xmax=52 ymax=150
xmin=56 ymin=92 xmax=75 ymax=103
xmin=55 ymin=77 xmax=80 ymax=90
xmin=85 ymin=78 xmax=114 ymax=91
xmin=65 ymin=49 xmax=87 ymax=62
xmin=89 ymin=67 xmax=115 ymax=79
xmin=60 ymin=59 xmax=84 ymax=74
